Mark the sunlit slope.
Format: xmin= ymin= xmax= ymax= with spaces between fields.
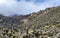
xmin=24 ymin=6 xmax=60 ymax=29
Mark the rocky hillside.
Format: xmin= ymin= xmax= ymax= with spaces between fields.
xmin=0 ymin=6 xmax=60 ymax=38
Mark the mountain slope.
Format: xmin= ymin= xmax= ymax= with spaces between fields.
xmin=0 ymin=6 xmax=60 ymax=38
xmin=24 ymin=6 xmax=60 ymax=29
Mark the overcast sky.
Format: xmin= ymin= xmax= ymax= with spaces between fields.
xmin=0 ymin=0 xmax=60 ymax=16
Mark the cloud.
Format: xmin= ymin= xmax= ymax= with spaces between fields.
xmin=0 ymin=0 xmax=60 ymax=16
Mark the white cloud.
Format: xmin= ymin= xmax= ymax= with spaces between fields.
xmin=0 ymin=0 xmax=8 ymax=4
xmin=0 ymin=0 xmax=60 ymax=16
